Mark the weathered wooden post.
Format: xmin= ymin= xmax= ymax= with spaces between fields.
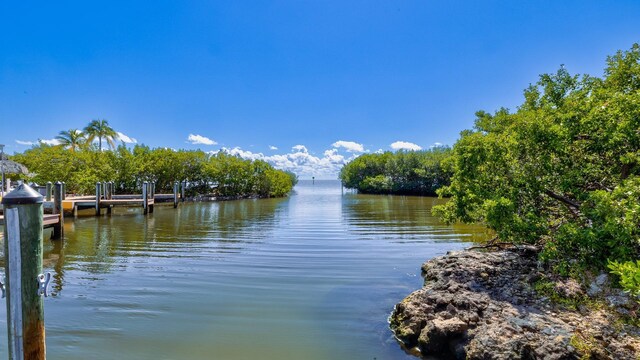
xmin=102 ymin=182 xmax=107 ymax=199
xmin=107 ymin=182 xmax=113 ymax=200
xmin=95 ymin=182 xmax=102 ymax=216
xmin=149 ymin=182 xmax=154 ymax=213
xmin=53 ymin=181 xmax=64 ymax=239
xmin=181 ymin=181 xmax=186 ymax=202
xmin=2 ymin=184 xmax=49 ymax=360
xmin=142 ymin=181 xmax=148 ymax=215
xmin=105 ymin=182 xmax=112 ymax=215
xmin=61 ymin=182 xmax=66 ymax=200
xmin=173 ymin=181 xmax=179 ymax=208
xmin=45 ymin=182 xmax=52 ymax=202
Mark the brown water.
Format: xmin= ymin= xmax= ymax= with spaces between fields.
xmin=0 ymin=180 xmax=488 ymax=359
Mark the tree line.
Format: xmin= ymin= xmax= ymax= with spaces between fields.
xmin=339 ymin=147 xmax=452 ymax=196
xmin=12 ymin=120 xmax=297 ymax=198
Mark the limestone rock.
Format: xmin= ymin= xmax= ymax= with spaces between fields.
xmin=389 ymin=250 xmax=640 ymax=359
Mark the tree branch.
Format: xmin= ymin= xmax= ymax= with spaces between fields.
xmin=544 ymin=189 xmax=581 ymax=209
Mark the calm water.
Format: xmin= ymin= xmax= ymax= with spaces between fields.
xmin=0 ymin=180 xmax=488 ymax=359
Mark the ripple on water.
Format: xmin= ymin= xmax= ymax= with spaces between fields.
xmin=0 ymin=180 xmax=488 ymax=360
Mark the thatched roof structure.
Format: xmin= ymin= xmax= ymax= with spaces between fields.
xmin=0 ymin=154 xmax=28 ymax=174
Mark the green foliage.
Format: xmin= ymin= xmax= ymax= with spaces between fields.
xmin=608 ymin=260 xmax=640 ymax=299
xmin=13 ymin=143 xmax=295 ymax=198
xmin=569 ymin=332 xmax=598 ymax=360
xmin=339 ymin=147 xmax=453 ymax=195
xmin=434 ymin=44 xmax=640 ymax=276
xmin=533 ymin=279 xmax=585 ymax=311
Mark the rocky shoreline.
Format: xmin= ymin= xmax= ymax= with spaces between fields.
xmin=390 ymin=248 xmax=640 ymax=359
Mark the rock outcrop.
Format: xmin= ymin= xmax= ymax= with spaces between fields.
xmin=390 ymin=249 xmax=640 ymax=359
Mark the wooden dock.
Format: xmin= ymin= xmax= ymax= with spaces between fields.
xmin=41 ymin=181 xmax=183 ymax=216
xmin=2 ymin=181 xmax=185 ymax=242
xmin=0 ymin=213 xmax=62 ymax=239
xmin=55 ymin=195 xmax=156 ymax=216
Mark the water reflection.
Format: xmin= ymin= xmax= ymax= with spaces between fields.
xmin=342 ymin=193 xmax=491 ymax=243
xmin=41 ymin=197 xmax=285 ymax=293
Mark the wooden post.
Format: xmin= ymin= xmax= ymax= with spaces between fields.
xmin=95 ymin=182 xmax=101 ymax=216
xmin=53 ymin=182 xmax=64 ymax=239
xmin=45 ymin=182 xmax=52 ymax=202
xmin=173 ymin=181 xmax=179 ymax=208
xmin=149 ymin=182 xmax=154 ymax=213
xmin=106 ymin=182 xmax=112 ymax=215
xmin=181 ymin=181 xmax=185 ymax=202
xmin=2 ymin=184 xmax=47 ymax=360
xmin=142 ymin=181 xmax=148 ymax=215
xmin=61 ymin=182 xmax=66 ymax=200
xmin=102 ymin=182 xmax=107 ymax=199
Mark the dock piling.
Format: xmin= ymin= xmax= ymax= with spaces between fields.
xmin=53 ymin=182 xmax=64 ymax=239
xmin=181 ymin=181 xmax=185 ymax=202
xmin=148 ymin=183 xmax=154 ymax=213
xmin=95 ymin=182 xmax=102 ymax=216
xmin=173 ymin=182 xmax=179 ymax=208
xmin=45 ymin=182 xmax=52 ymax=202
xmin=142 ymin=182 xmax=148 ymax=214
xmin=2 ymin=184 xmax=48 ymax=360
xmin=106 ymin=182 xmax=112 ymax=214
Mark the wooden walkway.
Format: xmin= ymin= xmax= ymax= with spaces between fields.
xmin=1 ymin=182 xmax=185 ymax=243
xmin=54 ymin=195 xmax=156 ymax=216
xmin=0 ymin=214 xmax=60 ymax=226
xmin=0 ymin=213 xmax=63 ymax=239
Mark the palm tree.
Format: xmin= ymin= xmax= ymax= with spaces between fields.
xmin=84 ymin=119 xmax=117 ymax=151
xmin=55 ymin=129 xmax=86 ymax=152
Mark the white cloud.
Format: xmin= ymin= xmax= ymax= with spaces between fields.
xmin=116 ymin=132 xmax=137 ymax=144
xmin=16 ymin=140 xmax=35 ymax=146
xmin=187 ymin=134 xmax=217 ymax=145
xmin=292 ymin=145 xmax=308 ymax=153
xmin=332 ymin=140 xmax=364 ymax=152
xmin=222 ymin=147 xmax=265 ymax=161
xmin=269 ymin=145 xmax=278 ymax=150
xmin=390 ymin=141 xmax=422 ymax=151
xmin=374 ymin=148 xmax=384 ymax=154
xmin=430 ymin=142 xmax=444 ymax=148
xmin=323 ymin=149 xmax=345 ymax=162
xmin=216 ymin=145 xmax=358 ymax=178
xmin=40 ymin=138 xmax=61 ymax=146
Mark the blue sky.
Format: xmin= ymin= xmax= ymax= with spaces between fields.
xmin=1 ymin=1 xmax=639 ymax=178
